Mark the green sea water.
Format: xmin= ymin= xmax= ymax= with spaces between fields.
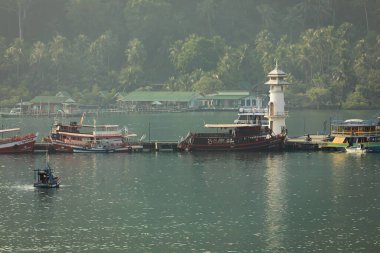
xmin=0 ymin=110 xmax=379 ymax=252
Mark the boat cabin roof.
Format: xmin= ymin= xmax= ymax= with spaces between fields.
xmin=55 ymin=123 xmax=120 ymax=129
xmin=345 ymin=119 xmax=363 ymax=123
xmin=238 ymin=112 xmax=265 ymax=116
xmin=0 ymin=128 xmax=21 ymax=133
xmin=82 ymin=125 xmax=119 ymax=128
xmin=59 ymin=131 xmax=123 ymax=138
xmin=59 ymin=132 xmax=94 ymax=138
xmin=332 ymin=119 xmax=377 ymax=127
xmin=204 ymin=123 xmax=254 ymax=128
xmin=82 ymin=124 xmax=119 ymax=129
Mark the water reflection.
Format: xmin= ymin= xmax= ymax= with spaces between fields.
xmin=263 ymin=153 xmax=288 ymax=251
xmin=329 ymin=151 xmax=368 ymax=195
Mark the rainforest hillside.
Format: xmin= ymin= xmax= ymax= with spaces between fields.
xmin=0 ymin=0 xmax=379 ymax=109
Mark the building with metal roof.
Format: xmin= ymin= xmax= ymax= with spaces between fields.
xmin=199 ymin=91 xmax=254 ymax=110
xmin=117 ymin=91 xmax=202 ymax=111
xmin=29 ymin=95 xmax=77 ymax=115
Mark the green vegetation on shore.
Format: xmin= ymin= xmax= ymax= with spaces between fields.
xmin=0 ymin=0 xmax=379 ymax=109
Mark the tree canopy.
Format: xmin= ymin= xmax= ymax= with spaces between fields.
xmin=0 ymin=0 xmax=379 ymax=109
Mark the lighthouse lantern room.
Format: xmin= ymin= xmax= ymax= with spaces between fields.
xmin=265 ymin=62 xmax=290 ymax=135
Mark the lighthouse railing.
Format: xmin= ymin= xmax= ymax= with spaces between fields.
xmin=265 ymin=111 xmax=289 ymax=118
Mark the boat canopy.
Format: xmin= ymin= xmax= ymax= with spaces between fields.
xmin=238 ymin=112 xmax=265 ymax=116
xmin=0 ymin=128 xmax=21 ymax=133
xmin=332 ymin=119 xmax=377 ymax=126
xmin=344 ymin=119 xmax=364 ymax=123
xmin=204 ymin=123 xmax=254 ymax=128
xmin=58 ymin=131 xmax=121 ymax=138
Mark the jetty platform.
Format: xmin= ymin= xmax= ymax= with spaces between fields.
xmin=284 ymin=134 xmax=326 ymax=151
xmin=34 ymin=135 xmax=326 ymax=153
xmin=34 ymin=143 xmax=53 ymax=152
xmin=34 ymin=141 xmax=180 ymax=153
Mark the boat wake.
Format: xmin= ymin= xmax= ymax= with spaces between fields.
xmin=9 ymin=184 xmax=35 ymax=191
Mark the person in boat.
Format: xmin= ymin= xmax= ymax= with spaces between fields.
xmin=38 ymin=170 xmax=48 ymax=183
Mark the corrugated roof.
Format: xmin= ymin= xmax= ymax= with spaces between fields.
xmin=202 ymin=95 xmax=248 ymax=100
xmin=200 ymin=90 xmax=250 ymax=100
xmin=204 ymin=124 xmax=253 ymax=128
xmin=215 ymin=91 xmax=250 ymax=96
xmin=56 ymin=91 xmax=71 ymax=97
xmin=119 ymin=91 xmax=201 ymax=102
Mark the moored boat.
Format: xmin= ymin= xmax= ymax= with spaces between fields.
xmin=178 ymin=123 xmax=285 ymax=151
xmin=178 ymin=104 xmax=285 ymax=151
xmin=47 ymin=118 xmax=142 ymax=153
xmin=345 ymin=144 xmax=367 ymax=154
xmin=0 ymin=128 xmax=38 ymax=153
xmin=320 ymin=118 xmax=380 ymax=152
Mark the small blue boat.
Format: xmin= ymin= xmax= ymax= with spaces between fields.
xmin=34 ymin=162 xmax=61 ymax=188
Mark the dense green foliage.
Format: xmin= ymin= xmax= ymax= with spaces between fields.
xmin=0 ymin=0 xmax=379 ymax=109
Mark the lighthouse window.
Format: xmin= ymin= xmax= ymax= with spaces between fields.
xmin=271 ymin=77 xmax=276 ymax=80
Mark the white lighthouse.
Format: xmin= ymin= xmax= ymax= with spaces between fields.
xmin=265 ymin=62 xmax=290 ymax=135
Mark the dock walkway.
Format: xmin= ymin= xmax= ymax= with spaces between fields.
xmin=34 ymin=136 xmax=326 ymax=153
xmin=285 ymin=135 xmax=327 ymax=150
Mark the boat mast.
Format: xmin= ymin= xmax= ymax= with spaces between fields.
xmin=93 ymin=119 xmax=97 ymax=144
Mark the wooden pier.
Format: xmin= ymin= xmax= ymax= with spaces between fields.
xmin=34 ymin=143 xmax=54 ymax=153
xmin=34 ymin=141 xmax=180 ymax=153
xmin=34 ymin=136 xmax=326 ymax=153
xmin=141 ymin=141 xmax=179 ymax=152
xmin=284 ymin=135 xmax=326 ymax=151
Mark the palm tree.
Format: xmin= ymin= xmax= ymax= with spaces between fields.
xmin=4 ymin=38 xmax=24 ymax=82
xmin=48 ymin=35 xmax=66 ymax=86
xmin=29 ymin=41 xmax=47 ymax=85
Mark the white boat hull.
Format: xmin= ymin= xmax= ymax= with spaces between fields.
xmin=345 ymin=146 xmax=367 ymax=154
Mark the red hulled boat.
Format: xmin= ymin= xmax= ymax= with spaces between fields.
xmin=47 ymin=120 xmax=142 ymax=153
xmin=178 ymin=124 xmax=285 ymax=151
xmin=0 ymin=128 xmax=38 ymax=153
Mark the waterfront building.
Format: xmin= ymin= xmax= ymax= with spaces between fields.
xmin=117 ymin=91 xmax=201 ymax=111
xmin=29 ymin=95 xmax=77 ymax=115
xmin=200 ymin=91 xmax=250 ymax=110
